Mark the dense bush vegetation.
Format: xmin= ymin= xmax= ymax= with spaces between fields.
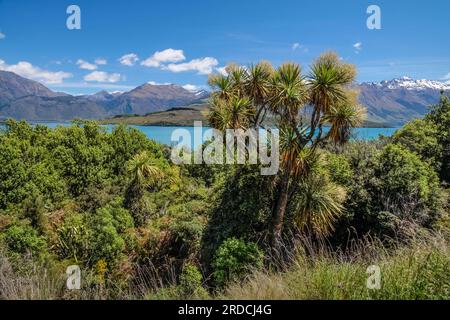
xmin=0 ymin=61 xmax=448 ymax=299
xmin=212 ymin=238 xmax=264 ymax=288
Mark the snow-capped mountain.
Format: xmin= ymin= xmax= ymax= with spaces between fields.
xmin=194 ymin=89 xmax=209 ymax=97
xmin=364 ymin=76 xmax=450 ymax=91
xmin=359 ymin=77 xmax=449 ymax=125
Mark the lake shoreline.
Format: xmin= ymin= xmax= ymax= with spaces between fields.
xmin=1 ymin=118 xmax=397 ymax=129
xmin=1 ymin=120 xmax=400 ymax=150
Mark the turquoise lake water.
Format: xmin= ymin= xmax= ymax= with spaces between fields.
xmin=1 ymin=122 xmax=399 ymax=149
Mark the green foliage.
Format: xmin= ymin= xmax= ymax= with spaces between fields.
xmin=0 ymin=128 xmax=67 ymax=210
xmin=108 ymin=125 xmax=162 ymax=177
xmin=86 ymin=203 xmax=133 ymax=268
xmin=426 ymin=94 xmax=450 ymax=182
xmin=56 ymin=202 xmax=134 ymax=267
xmin=168 ymin=212 xmax=205 ymax=260
xmin=56 ymin=213 xmax=90 ymax=263
xmin=392 ymin=119 xmax=442 ymax=172
xmin=377 ymin=144 xmax=441 ymax=211
xmin=332 ymin=141 xmax=445 ymax=242
xmin=202 ymin=165 xmax=272 ymax=266
xmin=212 ymin=238 xmax=264 ymax=288
xmin=394 ymin=93 xmax=450 ymax=183
xmin=49 ymin=123 xmax=112 ymax=196
xmin=325 ymin=152 xmax=353 ymax=186
xmin=147 ymin=263 xmax=209 ymax=300
xmin=289 ymin=169 xmax=346 ymax=237
xmin=0 ymin=121 xmax=164 ymax=212
xmin=124 ymin=151 xmax=166 ymax=226
xmin=3 ymin=224 xmax=46 ymax=256
xmin=178 ymin=263 xmax=209 ymax=299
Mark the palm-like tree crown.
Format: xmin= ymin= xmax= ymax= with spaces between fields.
xmin=269 ymin=63 xmax=309 ymax=120
xmin=308 ymin=52 xmax=356 ymax=115
xmin=127 ymin=151 xmax=164 ymax=189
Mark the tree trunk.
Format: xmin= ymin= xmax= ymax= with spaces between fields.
xmin=271 ymin=173 xmax=290 ymax=249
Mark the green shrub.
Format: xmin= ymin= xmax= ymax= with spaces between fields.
xmin=3 ymin=224 xmax=46 ymax=256
xmin=213 ymin=238 xmax=264 ymax=288
xmin=392 ymin=119 xmax=442 ymax=172
xmin=376 ymin=144 xmax=444 ymax=225
xmin=168 ymin=213 xmax=205 ymax=260
xmin=202 ymin=165 xmax=273 ymax=266
xmin=56 ymin=213 xmax=90 ymax=263
xmin=393 ymin=93 xmax=450 ymax=183
xmin=325 ymin=152 xmax=353 ymax=186
xmin=332 ymin=142 xmax=446 ymax=242
xmin=178 ymin=263 xmax=209 ymax=299
xmin=146 ymin=264 xmax=209 ymax=300
xmin=87 ymin=206 xmax=127 ymax=268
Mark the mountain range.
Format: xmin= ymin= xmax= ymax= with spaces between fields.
xmin=0 ymin=71 xmax=209 ymax=121
xmin=0 ymin=71 xmax=448 ymax=125
xmin=359 ymin=77 xmax=449 ymax=125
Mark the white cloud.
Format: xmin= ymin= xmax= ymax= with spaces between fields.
xmin=442 ymin=72 xmax=450 ymax=80
xmin=153 ymin=49 xmax=185 ymax=63
xmin=84 ymin=71 xmax=122 ymax=83
xmin=49 ymin=82 xmax=134 ymax=91
xmin=0 ymin=59 xmax=72 ymax=84
xmin=95 ymin=58 xmax=107 ymax=65
xmin=141 ymin=49 xmax=185 ymax=67
xmin=353 ymin=42 xmax=362 ymax=53
xmin=292 ymin=43 xmax=301 ymax=50
xmin=76 ymin=59 xmax=97 ymax=70
xmin=0 ymin=32 xmax=5 ymax=40
xmin=147 ymin=81 xmax=171 ymax=85
xmin=164 ymin=57 xmax=218 ymax=75
xmin=139 ymin=49 xmax=220 ymax=75
xmin=119 ymin=53 xmax=139 ymax=66
xmin=182 ymin=84 xmax=201 ymax=92
xmin=292 ymin=42 xmax=309 ymax=53
xmin=49 ymin=82 xmax=135 ymax=94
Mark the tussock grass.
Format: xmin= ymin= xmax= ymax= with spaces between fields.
xmin=222 ymin=233 xmax=450 ymax=300
xmin=0 ymin=255 xmax=65 ymax=300
xmin=1 ymin=233 xmax=448 ymax=300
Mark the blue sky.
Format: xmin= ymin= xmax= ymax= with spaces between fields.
xmin=0 ymin=0 xmax=449 ymax=94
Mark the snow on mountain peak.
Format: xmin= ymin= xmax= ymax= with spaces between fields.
xmin=365 ymin=77 xmax=450 ymax=91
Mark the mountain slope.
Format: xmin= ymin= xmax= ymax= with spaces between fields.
xmin=104 ymin=83 xmax=209 ymax=115
xmin=104 ymin=104 xmax=210 ymax=126
xmin=0 ymin=71 xmax=67 ymax=108
xmin=359 ymin=77 xmax=449 ymax=125
xmin=0 ymin=71 xmax=208 ymax=121
xmin=0 ymin=95 xmax=106 ymax=120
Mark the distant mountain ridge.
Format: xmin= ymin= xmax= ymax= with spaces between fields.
xmin=0 ymin=70 xmax=448 ymax=124
xmin=0 ymin=71 xmax=67 ymax=104
xmin=0 ymin=71 xmax=208 ymax=121
xmin=358 ymin=76 xmax=449 ymax=125
xmin=364 ymin=76 xmax=450 ymax=91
